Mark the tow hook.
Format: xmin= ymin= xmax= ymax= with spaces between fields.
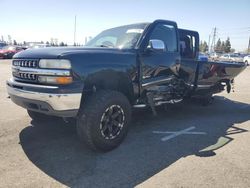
xmin=226 ymin=80 xmax=234 ymax=93
xmin=231 ymin=79 xmax=235 ymax=92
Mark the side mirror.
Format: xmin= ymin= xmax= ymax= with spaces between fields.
xmin=147 ymin=39 xmax=166 ymax=52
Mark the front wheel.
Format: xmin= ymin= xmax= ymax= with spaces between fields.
xmin=76 ymin=90 xmax=131 ymax=152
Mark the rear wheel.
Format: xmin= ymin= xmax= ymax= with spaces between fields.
xmin=76 ymin=90 xmax=131 ymax=152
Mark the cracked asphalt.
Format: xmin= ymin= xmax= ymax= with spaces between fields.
xmin=0 ymin=60 xmax=250 ymax=188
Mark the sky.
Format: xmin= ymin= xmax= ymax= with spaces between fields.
xmin=0 ymin=0 xmax=249 ymax=51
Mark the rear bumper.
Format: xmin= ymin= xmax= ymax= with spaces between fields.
xmin=6 ymin=78 xmax=82 ymax=117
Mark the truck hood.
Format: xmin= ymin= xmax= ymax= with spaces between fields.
xmin=13 ymin=47 xmax=130 ymax=59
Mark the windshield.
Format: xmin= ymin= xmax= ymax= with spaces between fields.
xmin=86 ymin=23 xmax=149 ymax=49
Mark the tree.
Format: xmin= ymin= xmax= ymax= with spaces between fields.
xmin=224 ymin=37 xmax=231 ymax=53
xmin=13 ymin=40 xmax=17 ymax=45
xmin=23 ymin=41 xmax=27 ymax=45
xmin=199 ymin=40 xmax=203 ymax=52
xmin=59 ymin=42 xmax=65 ymax=46
xmin=221 ymin=41 xmax=225 ymax=53
xmin=215 ymin=38 xmax=222 ymax=52
xmin=230 ymin=48 xmax=235 ymax=53
xmin=203 ymin=41 xmax=208 ymax=52
xmin=8 ymin=35 xmax=12 ymax=44
xmin=46 ymin=41 xmax=50 ymax=45
xmin=41 ymin=41 xmax=44 ymax=44
xmin=199 ymin=40 xmax=208 ymax=52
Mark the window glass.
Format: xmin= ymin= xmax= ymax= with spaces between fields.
xmin=86 ymin=23 xmax=148 ymax=49
xmin=180 ymin=34 xmax=194 ymax=58
xmin=149 ymin=24 xmax=177 ymax=52
xmin=95 ymin=36 xmax=117 ymax=47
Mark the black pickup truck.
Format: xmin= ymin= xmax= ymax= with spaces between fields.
xmin=7 ymin=20 xmax=246 ymax=151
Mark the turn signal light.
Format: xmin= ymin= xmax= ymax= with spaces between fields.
xmin=56 ymin=77 xmax=73 ymax=84
xmin=38 ymin=76 xmax=73 ymax=85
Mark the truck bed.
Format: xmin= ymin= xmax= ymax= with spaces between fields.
xmin=197 ymin=61 xmax=246 ymax=87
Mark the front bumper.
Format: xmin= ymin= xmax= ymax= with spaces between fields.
xmin=6 ymin=78 xmax=82 ymax=117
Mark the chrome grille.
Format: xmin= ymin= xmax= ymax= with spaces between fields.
xmin=12 ymin=59 xmax=71 ymax=83
xmin=12 ymin=59 xmax=39 ymax=82
xmin=13 ymin=72 xmax=37 ymax=81
xmin=12 ymin=59 xmax=38 ymax=68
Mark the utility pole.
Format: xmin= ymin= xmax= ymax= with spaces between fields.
xmin=248 ymin=36 xmax=250 ymax=53
xmin=8 ymin=35 xmax=12 ymax=45
xmin=208 ymin=35 xmax=211 ymax=53
xmin=210 ymin=27 xmax=217 ymax=52
xmin=85 ymin=36 xmax=88 ymax=45
xmin=74 ymin=15 xmax=77 ymax=46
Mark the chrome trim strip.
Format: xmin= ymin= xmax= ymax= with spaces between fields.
xmin=133 ymin=104 xmax=147 ymax=108
xmin=12 ymin=67 xmax=71 ymax=76
xmin=197 ymin=84 xmax=213 ymax=88
xmin=142 ymin=77 xmax=172 ymax=87
xmin=185 ymin=83 xmax=213 ymax=88
xmin=185 ymin=83 xmax=194 ymax=87
xmin=7 ymin=84 xmax=82 ymax=111
xmin=7 ymin=78 xmax=58 ymax=89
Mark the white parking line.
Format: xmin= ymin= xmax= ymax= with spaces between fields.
xmin=153 ymin=126 xmax=207 ymax=141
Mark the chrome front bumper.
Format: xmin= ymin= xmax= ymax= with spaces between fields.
xmin=6 ymin=78 xmax=82 ymax=117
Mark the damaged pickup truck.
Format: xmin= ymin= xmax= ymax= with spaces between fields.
xmin=7 ymin=20 xmax=246 ymax=151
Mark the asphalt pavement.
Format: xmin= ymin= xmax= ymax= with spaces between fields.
xmin=0 ymin=60 xmax=249 ymax=188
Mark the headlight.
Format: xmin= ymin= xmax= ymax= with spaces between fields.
xmin=39 ymin=59 xmax=71 ymax=69
xmin=38 ymin=76 xmax=73 ymax=85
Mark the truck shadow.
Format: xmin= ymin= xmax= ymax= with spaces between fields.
xmin=19 ymin=96 xmax=250 ymax=187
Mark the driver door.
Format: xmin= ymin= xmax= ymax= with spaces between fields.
xmin=139 ymin=21 xmax=180 ymax=88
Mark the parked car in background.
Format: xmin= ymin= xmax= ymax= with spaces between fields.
xmin=0 ymin=46 xmax=26 ymax=59
xmin=219 ymin=54 xmax=244 ymax=62
xmin=209 ymin=52 xmax=222 ymax=60
xmin=243 ymin=55 xmax=250 ymax=65
xmin=0 ymin=42 xmax=7 ymax=49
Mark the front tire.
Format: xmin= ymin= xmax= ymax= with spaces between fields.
xmin=76 ymin=90 xmax=131 ymax=152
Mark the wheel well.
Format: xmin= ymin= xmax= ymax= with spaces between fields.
xmin=82 ymin=70 xmax=135 ymax=104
